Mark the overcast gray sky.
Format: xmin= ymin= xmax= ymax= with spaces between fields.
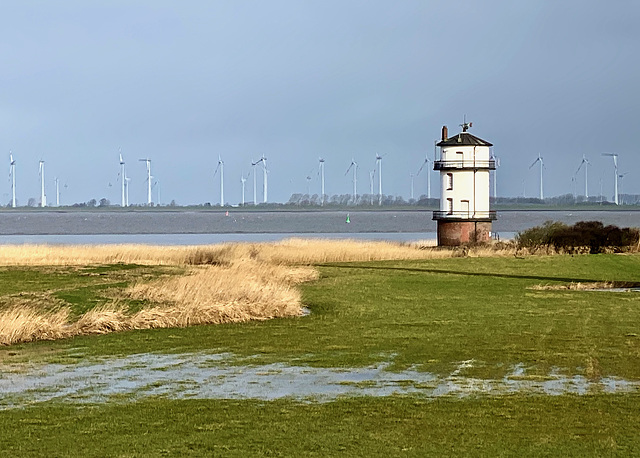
xmin=1 ymin=0 xmax=638 ymax=206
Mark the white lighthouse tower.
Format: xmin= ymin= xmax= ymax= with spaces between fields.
xmin=433 ymin=122 xmax=496 ymax=246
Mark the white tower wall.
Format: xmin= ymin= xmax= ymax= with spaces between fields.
xmin=438 ymin=144 xmax=492 ymax=218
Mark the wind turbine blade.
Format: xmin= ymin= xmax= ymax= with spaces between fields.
xmin=417 ymin=157 xmax=430 ymax=175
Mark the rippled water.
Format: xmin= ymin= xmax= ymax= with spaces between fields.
xmin=0 ymin=209 xmax=637 ymax=244
xmin=0 ymin=353 xmax=636 ymax=408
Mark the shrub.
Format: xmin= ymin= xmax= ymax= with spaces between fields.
xmin=516 ymin=220 xmax=639 ymax=254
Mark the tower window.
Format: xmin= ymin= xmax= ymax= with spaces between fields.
xmin=447 ymin=198 xmax=453 ymax=214
xmin=446 ymin=173 xmax=453 ymax=190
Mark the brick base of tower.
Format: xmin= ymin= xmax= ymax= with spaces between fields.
xmin=437 ymin=221 xmax=492 ymax=246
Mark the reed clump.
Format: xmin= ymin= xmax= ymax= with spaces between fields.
xmin=530 ymin=281 xmax=639 ymax=291
xmin=0 ymin=238 xmax=516 ymax=345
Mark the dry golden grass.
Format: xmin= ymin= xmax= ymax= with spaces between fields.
xmin=529 ymin=281 xmax=639 ymax=291
xmin=0 ymin=238 xmax=516 ymax=345
xmin=0 ymin=238 xmax=517 ymax=267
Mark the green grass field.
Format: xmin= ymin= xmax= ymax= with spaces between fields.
xmin=1 ymin=254 xmax=639 ymax=456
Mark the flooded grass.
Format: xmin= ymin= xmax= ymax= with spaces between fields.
xmin=0 ymin=352 xmax=638 ymax=409
xmin=1 ymin=251 xmax=640 ymax=454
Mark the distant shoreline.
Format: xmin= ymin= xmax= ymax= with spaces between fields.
xmin=0 ymin=206 xmax=639 ymax=214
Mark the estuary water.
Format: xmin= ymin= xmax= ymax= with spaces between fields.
xmin=0 ymin=209 xmax=637 ymax=245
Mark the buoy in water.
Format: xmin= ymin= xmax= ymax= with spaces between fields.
xmin=225 ymin=211 xmax=229 ymax=217
xmin=346 ymin=213 xmax=350 ymax=224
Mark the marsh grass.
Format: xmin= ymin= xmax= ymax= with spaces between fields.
xmin=530 ymin=281 xmax=640 ymax=291
xmin=4 ymin=238 xmax=511 ymax=346
xmin=0 ymin=238 xmax=516 ymax=267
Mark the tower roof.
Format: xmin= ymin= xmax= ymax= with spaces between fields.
xmin=437 ymin=132 xmax=493 ymax=147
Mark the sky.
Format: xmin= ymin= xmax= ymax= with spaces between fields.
xmin=1 ymin=0 xmax=639 ymax=206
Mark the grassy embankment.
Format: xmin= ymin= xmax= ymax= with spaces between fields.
xmin=0 ymin=241 xmax=639 ymax=456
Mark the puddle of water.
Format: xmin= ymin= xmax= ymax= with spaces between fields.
xmin=0 ymin=353 xmax=637 ymax=409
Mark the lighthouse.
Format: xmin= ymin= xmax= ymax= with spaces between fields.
xmin=433 ymin=122 xmax=496 ymax=246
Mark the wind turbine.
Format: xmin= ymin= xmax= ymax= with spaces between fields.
xmin=575 ymin=155 xmax=590 ymax=199
xmin=152 ymin=178 xmax=160 ymax=205
xmin=38 ymin=160 xmax=46 ymax=207
xmin=240 ymin=173 xmax=247 ymax=206
xmin=416 ymin=155 xmax=432 ymax=199
xmin=618 ymin=172 xmax=629 ymax=205
xmin=119 ymin=150 xmax=126 ymax=207
xmin=251 ymin=160 xmax=257 ymax=205
xmin=602 ymin=153 xmax=619 ymax=204
xmin=375 ymin=154 xmax=383 ymax=206
xmin=491 ymin=152 xmax=499 ymax=199
xmin=125 ymin=175 xmax=131 ymax=207
xmin=318 ymin=158 xmax=325 ymax=206
xmin=345 ymin=159 xmax=358 ymax=204
xmin=139 ymin=158 xmax=152 ymax=205
xmin=261 ymin=155 xmax=268 ymax=203
xmin=306 ymin=174 xmax=312 ymax=196
xmin=410 ymin=173 xmax=414 ymax=200
xmin=369 ymin=169 xmax=375 ymax=205
xmin=9 ymin=153 xmax=16 ymax=208
xmin=529 ymin=153 xmax=544 ymax=200
xmin=252 ymin=156 xmax=268 ymax=203
xmin=214 ymin=155 xmax=224 ymax=206
xmin=55 ymin=177 xmax=60 ymax=206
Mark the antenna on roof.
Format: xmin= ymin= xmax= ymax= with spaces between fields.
xmin=460 ymin=115 xmax=472 ymax=132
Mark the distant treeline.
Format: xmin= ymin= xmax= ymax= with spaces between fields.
xmin=6 ymin=193 xmax=640 ymax=208
xmin=493 ymin=194 xmax=640 ymax=206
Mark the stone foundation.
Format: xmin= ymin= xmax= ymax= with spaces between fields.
xmin=437 ymin=221 xmax=492 ymax=246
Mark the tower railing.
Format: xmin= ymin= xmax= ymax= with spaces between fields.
xmin=434 ymin=159 xmax=495 ymax=170
xmin=432 ymin=210 xmax=497 ymax=221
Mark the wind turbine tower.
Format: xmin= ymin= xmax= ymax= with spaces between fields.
xmin=417 ymin=155 xmax=431 ymax=199
xmin=251 ymin=160 xmax=257 ymax=205
xmin=125 ymin=175 xmax=130 ymax=207
xmin=55 ymin=177 xmax=60 ymax=206
xmin=241 ymin=173 xmax=247 ymax=206
xmin=119 ymin=151 xmax=126 ymax=207
xmin=369 ymin=169 xmax=375 ymax=205
xmin=139 ymin=158 xmax=152 ymax=205
xmin=345 ymin=159 xmax=358 ymax=204
xmin=576 ymin=155 xmax=590 ymax=199
xmin=261 ymin=155 xmax=268 ymax=203
xmin=9 ymin=153 xmax=16 ymax=208
xmin=529 ymin=153 xmax=544 ymax=200
xmin=618 ymin=172 xmax=629 ymax=205
xmin=410 ymin=173 xmax=414 ymax=200
xmin=491 ymin=153 xmax=499 ymax=199
xmin=319 ymin=158 xmax=325 ymax=206
xmin=376 ymin=154 xmax=383 ymax=206
xmin=39 ymin=160 xmax=46 ymax=207
xmin=251 ymin=156 xmax=268 ymax=203
xmin=602 ymin=153 xmax=619 ymax=205
xmin=214 ymin=155 xmax=224 ymax=206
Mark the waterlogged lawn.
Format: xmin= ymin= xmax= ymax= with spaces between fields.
xmin=2 ymin=254 xmax=640 ymax=455
xmin=7 ymin=254 xmax=639 ymax=379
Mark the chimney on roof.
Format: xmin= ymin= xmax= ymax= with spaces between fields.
xmin=442 ymin=126 xmax=448 ymax=141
